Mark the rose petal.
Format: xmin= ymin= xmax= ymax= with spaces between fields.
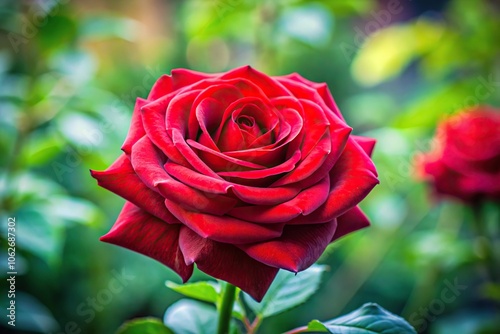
xmin=296 ymin=99 xmax=330 ymax=156
xmin=331 ymin=206 xmax=370 ymax=241
xmin=164 ymin=160 xmax=231 ymax=194
xmin=121 ymin=98 xmax=148 ymax=155
xmin=165 ymin=199 xmax=284 ymax=244
xmin=147 ymin=74 xmax=173 ymax=100
xmin=130 ymin=137 xmax=237 ymax=215
xmin=238 ymin=219 xmax=337 ymax=272
xmin=187 ymin=139 xmax=267 ymax=171
xmin=271 ymin=130 xmax=333 ymax=186
xmin=170 ymin=68 xmax=216 ymax=88
xmin=352 ymin=135 xmax=376 ymax=157
xmin=165 ymin=90 xmax=200 ymax=139
xmin=218 ymin=150 xmax=301 ymax=180
xmin=142 ymin=96 xmax=191 ymax=167
xmin=222 ymin=106 xmax=302 ymax=166
xmin=90 ymin=154 xmax=177 ymax=223
xmin=171 ymin=129 xmax=222 ymax=178
xmin=101 ymin=202 xmax=193 ymax=282
xmin=276 ymin=74 xmax=344 ymax=119
xmin=228 ymin=174 xmax=330 ymax=223
xmin=219 ymin=65 xmax=292 ymax=98
xmin=271 ymin=98 xmax=352 ymax=187
xmin=178 ymin=226 xmax=278 ymax=302
xmin=195 ymin=98 xmax=226 ymax=151
xmin=215 ymin=97 xmax=278 ymax=148
xmin=288 ymin=126 xmax=351 ymax=191
xmin=230 ymin=183 xmax=302 ymax=205
xmin=287 ymin=138 xmax=379 ymax=224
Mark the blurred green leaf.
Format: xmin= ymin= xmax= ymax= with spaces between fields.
xmin=20 ymin=127 xmax=65 ymax=166
xmin=163 ymin=299 xmax=219 ymax=334
xmin=13 ymin=206 xmax=65 ymax=266
xmin=166 ymin=280 xmax=220 ymax=304
xmin=352 ymin=19 xmax=445 ymax=86
xmin=277 ymin=4 xmax=334 ymax=46
xmin=0 ymin=74 xmax=30 ymax=101
xmin=116 ymin=318 xmax=174 ymax=334
xmin=2 ymin=172 xmax=64 ymax=208
xmin=307 ymin=303 xmax=417 ymax=333
xmin=49 ymin=50 xmax=96 ymax=85
xmin=181 ymin=0 xmax=254 ymax=40
xmin=43 ymin=195 xmax=105 ymax=227
xmin=37 ymin=15 xmax=77 ymax=53
xmin=481 ymin=283 xmax=500 ymax=302
xmin=80 ymin=16 xmax=141 ymax=42
xmin=244 ymin=264 xmax=327 ymax=318
xmin=7 ymin=292 xmax=59 ymax=333
xmin=392 ymin=81 xmax=473 ymax=128
xmin=343 ymin=93 xmax=396 ymax=129
xmin=314 ymin=0 xmax=374 ymax=15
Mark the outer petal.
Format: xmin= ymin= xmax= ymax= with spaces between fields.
xmin=178 ymin=226 xmax=279 ymax=302
xmin=141 ymin=95 xmax=191 ymax=167
xmin=101 ymin=202 xmax=193 ymax=282
xmin=331 ymin=206 xmax=370 ymax=241
xmin=276 ymin=74 xmax=344 ymax=119
xmin=121 ymin=98 xmax=148 ymax=155
xmin=165 ymin=199 xmax=284 ymax=244
xmin=148 ymin=69 xmax=217 ymax=101
xmin=219 ymin=65 xmax=292 ymax=98
xmin=352 ymin=135 xmax=376 ymax=157
xmin=147 ymin=74 xmax=173 ymax=100
xmin=238 ymin=219 xmax=337 ymax=272
xmin=288 ymin=138 xmax=379 ymax=225
xmin=90 ymin=154 xmax=177 ymax=224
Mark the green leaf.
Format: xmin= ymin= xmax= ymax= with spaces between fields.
xmin=166 ymin=281 xmax=245 ymax=322
xmin=43 ymin=195 xmax=105 ymax=227
xmin=352 ymin=19 xmax=445 ymax=86
xmin=307 ymin=303 xmax=417 ymax=334
xmin=116 ymin=317 xmax=174 ymax=334
xmin=20 ymin=126 xmax=65 ymax=166
xmin=163 ymin=299 xmax=218 ymax=334
xmin=166 ymin=280 xmax=220 ymax=304
xmin=244 ymin=264 xmax=327 ymax=318
xmin=392 ymin=81 xmax=473 ymax=128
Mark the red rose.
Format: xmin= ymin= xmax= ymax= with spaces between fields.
xmin=91 ymin=66 xmax=378 ymax=301
xmin=417 ymin=106 xmax=500 ymax=203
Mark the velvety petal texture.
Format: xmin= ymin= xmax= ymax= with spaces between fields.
xmin=416 ymin=106 xmax=500 ymax=203
xmin=91 ymin=65 xmax=379 ymax=301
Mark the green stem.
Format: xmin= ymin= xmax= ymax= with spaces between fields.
xmin=471 ymin=203 xmax=498 ymax=283
xmin=283 ymin=325 xmax=310 ymax=334
xmin=247 ymin=316 xmax=262 ymax=334
xmin=217 ymin=283 xmax=237 ymax=334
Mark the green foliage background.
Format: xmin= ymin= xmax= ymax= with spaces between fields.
xmin=0 ymin=0 xmax=499 ymax=333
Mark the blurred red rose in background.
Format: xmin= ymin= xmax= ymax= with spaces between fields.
xmin=91 ymin=66 xmax=378 ymax=301
xmin=417 ymin=106 xmax=500 ymax=203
